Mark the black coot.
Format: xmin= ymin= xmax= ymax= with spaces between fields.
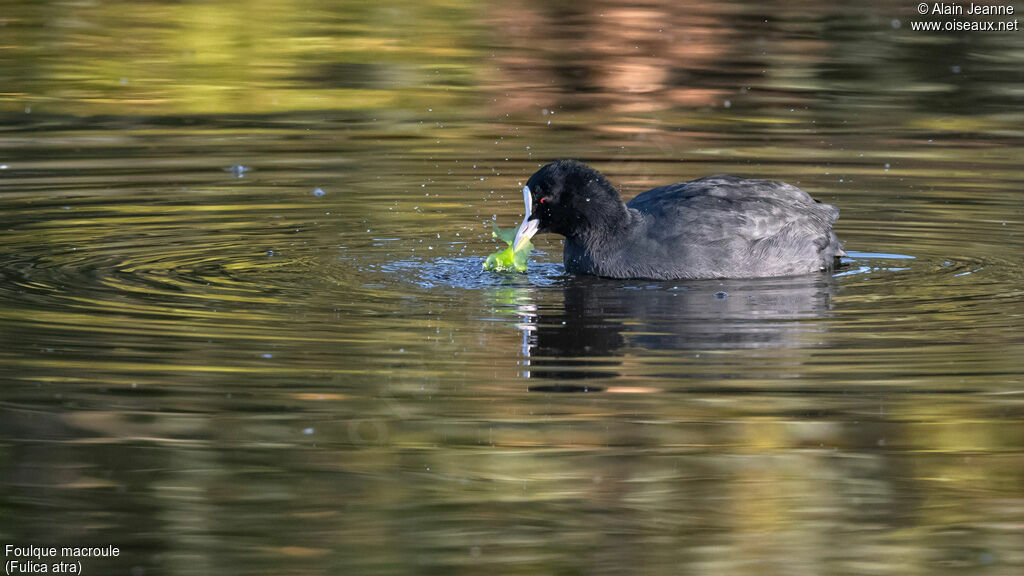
xmin=512 ymin=159 xmax=844 ymax=280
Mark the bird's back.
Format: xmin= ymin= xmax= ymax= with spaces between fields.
xmin=613 ymin=175 xmax=843 ymax=279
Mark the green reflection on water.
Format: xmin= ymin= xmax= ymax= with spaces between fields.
xmin=0 ymin=0 xmax=1022 ymax=575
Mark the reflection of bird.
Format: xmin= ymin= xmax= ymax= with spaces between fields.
xmin=526 ymin=274 xmax=836 ymax=386
xmin=514 ymin=160 xmax=844 ymax=280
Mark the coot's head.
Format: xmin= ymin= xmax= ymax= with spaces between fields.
xmin=513 ymin=159 xmax=624 ymax=250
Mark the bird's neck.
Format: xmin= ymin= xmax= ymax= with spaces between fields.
xmin=566 ymin=198 xmax=638 ymax=257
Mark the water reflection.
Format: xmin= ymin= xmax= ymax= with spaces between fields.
xmin=0 ymin=0 xmax=1022 ymax=574
xmin=523 ymin=275 xmax=835 ymax=386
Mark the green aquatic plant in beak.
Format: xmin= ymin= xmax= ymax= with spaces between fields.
xmin=483 ymin=223 xmax=533 ymax=272
xmin=484 ymin=186 xmax=537 ymax=273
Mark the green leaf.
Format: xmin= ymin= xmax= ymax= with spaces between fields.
xmin=491 ymin=223 xmax=517 ymax=245
xmin=483 ymin=223 xmax=533 ymax=273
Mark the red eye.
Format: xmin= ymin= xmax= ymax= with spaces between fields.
xmin=540 ymin=198 xmax=547 ymax=204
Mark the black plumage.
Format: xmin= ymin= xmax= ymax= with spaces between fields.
xmin=518 ymin=160 xmax=844 ymax=280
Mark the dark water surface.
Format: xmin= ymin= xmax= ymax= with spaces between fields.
xmin=1 ymin=1 xmax=1023 ymax=574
